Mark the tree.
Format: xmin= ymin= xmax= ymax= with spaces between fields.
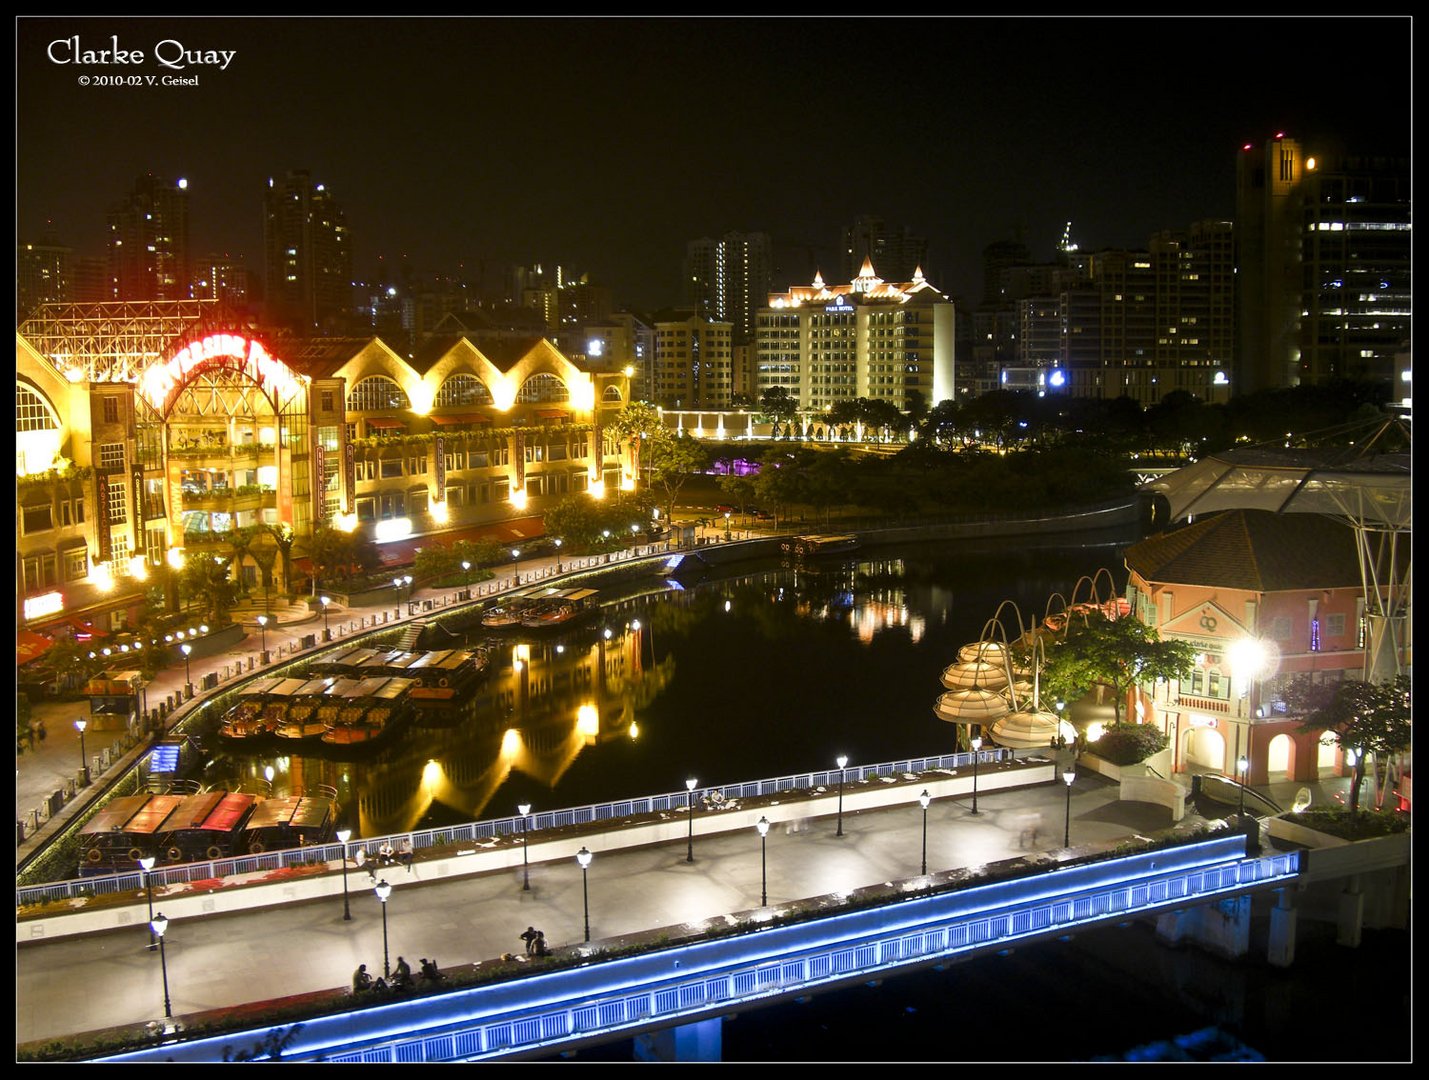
xmin=1291 ymin=674 xmax=1412 ymax=813
xmin=759 ymin=386 xmax=799 ymax=437
xmin=1042 ymin=611 xmax=1198 ymax=725
xmin=646 ymin=434 xmax=707 ymax=521
xmin=305 ymin=525 xmax=380 ymax=588
xmin=605 ymin=401 xmax=662 ymax=487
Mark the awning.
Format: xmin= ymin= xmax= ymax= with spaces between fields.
xmin=17 ymin=630 xmax=55 ymax=666
xmin=366 ymin=417 xmax=405 ymax=429
xmin=534 ymin=409 xmax=569 ymax=420
xmin=431 ymin=414 xmax=492 ymax=426
xmin=373 ymin=517 xmax=547 ymax=567
xmin=69 ymin=617 xmax=107 ymax=640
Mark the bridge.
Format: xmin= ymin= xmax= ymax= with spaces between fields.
xmin=97 ymin=833 xmax=1296 ymax=1063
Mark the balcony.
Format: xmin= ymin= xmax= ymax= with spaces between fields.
xmin=1176 ymin=695 xmax=1230 ymax=714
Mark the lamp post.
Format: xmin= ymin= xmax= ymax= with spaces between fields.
xmin=180 ymin=643 xmax=193 ymax=696
xmin=375 ymin=879 xmax=392 ymax=978
xmin=969 ymin=736 xmax=982 ymax=816
xmin=151 ymin=912 xmax=173 ymax=1019
xmin=257 ymin=613 xmax=269 ymax=662
xmin=518 ymin=802 xmax=532 ymax=891
xmin=511 ymin=548 xmax=521 ymax=586
xmin=336 ymin=828 xmax=352 ymax=920
xmin=1063 ymin=768 xmax=1076 ymax=847
xmin=602 ymin=530 xmax=611 ymax=562
xmin=756 ymin=816 xmax=770 ymax=906
xmin=139 ymin=854 xmax=157 ymax=948
xmin=918 ymin=790 xmax=931 ymax=875
xmin=553 ymin=539 xmax=562 ymax=574
xmin=1237 ymin=755 xmax=1249 ymax=819
xmin=685 ymin=778 xmax=698 ymax=862
xmin=461 ymin=561 xmax=471 ymax=598
xmin=75 ymin=717 xmax=89 ymax=786
xmin=320 ymin=596 xmax=332 ymax=641
xmin=835 ymin=755 xmax=849 ymax=836
xmin=576 ymin=846 xmax=593 ymax=942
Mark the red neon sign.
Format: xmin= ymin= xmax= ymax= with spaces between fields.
xmin=140 ymin=333 xmax=305 ymax=417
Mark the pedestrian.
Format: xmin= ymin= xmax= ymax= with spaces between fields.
xmin=352 ymin=963 xmax=373 ymax=992
xmin=420 ymin=957 xmax=443 ymax=982
xmin=392 ymin=956 xmax=413 ymax=989
xmin=36 ymin=719 xmax=47 ymax=742
xmin=377 ymin=839 xmax=395 ymax=867
xmin=533 ymin=931 xmax=549 ymax=958
xmin=520 ymin=926 xmax=538 ymax=955
xmin=398 ymin=837 xmax=414 ymax=871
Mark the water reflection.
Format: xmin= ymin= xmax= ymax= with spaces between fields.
xmin=207 ymin=539 xmax=1127 ymax=841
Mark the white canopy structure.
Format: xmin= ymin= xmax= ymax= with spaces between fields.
xmin=1142 ymin=416 xmax=1410 ymax=682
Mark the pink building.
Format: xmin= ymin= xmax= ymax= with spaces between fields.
xmin=1123 ymin=510 xmax=1368 ymax=785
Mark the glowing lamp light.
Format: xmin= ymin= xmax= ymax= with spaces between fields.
xmin=374 ymin=517 xmax=414 ymax=543
xmin=510 ymin=488 xmax=528 ymax=511
xmin=587 ymin=339 xmax=605 ymax=358
xmin=334 ymin=512 xmax=359 ymax=533
xmin=408 ymin=384 xmax=434 ymax=415
xmin=167 ymin=548 xmax=185 ymax=569
xmin=91 ymin=562 xmax=116 ymax=592
xmin=430 ymin=500 xmax=449 ymax=524
xmin=576 ymin=703 xmax=599 ymax=738
xmin=588 ymin=478 xmax=606 ymax=500
xmin=65 ymin=366 xmax=85 ymax=383
xmin=129 ymin=556 xmax=149 ymax=581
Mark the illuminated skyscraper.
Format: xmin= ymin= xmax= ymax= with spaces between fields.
xmin=842 ymin=215 xmax=928 ymax=286
xmin=263 ymin=170 xmax=353 ymax=331
xmin=1235 ymin=135 xmax=1409 ymax=392
xmin=106 ymin=174 xmax=190 ymax=302
xmin=17 ymin=240 xmax=71 ymax=321
xmin=684 ymin=232 xmax=771 ymax=346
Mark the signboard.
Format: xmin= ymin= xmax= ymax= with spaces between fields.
xmin=148 ymin=744 xmax=181 ymax=774
xmin=95 ymin=473 xmax=111 ymax=562
xmin=434 ymin=434 xmax=446 ymax=498
xmin=140 ymin=333 xmax=306 ymax=419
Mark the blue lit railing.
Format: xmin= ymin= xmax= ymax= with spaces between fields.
xmin=17 ymin=749 xmax=1010 ymax=909
xmin=96 ymin=836 xmax=1300 ymax=1063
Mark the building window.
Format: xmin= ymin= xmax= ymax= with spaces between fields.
xmin=63 ymin=546 xmax=89 ymax=581
xmin=515 ymin=373 xmax=570 ymax=403
xmin=408 ymin=456 xmax=427 ymax=475
xmin=1325 ymin=613 xmax=1346 ymax=638
xmin=21 ymin=503 xmax=53 ymax=534
xmin=435 ymin=373 xmax=494 ymax=407
xmin=346 ymin=375 xmax=410 ymax=412
xmin=107 ymin=482 xmax=127 ymax=524
xmin=98 ymin=442 xmax=126 ymax=469
xmin=22 ymin=553 xmax=58 ymax=592
xmin=1271 ymin=616 xmax=1293 ymax=641
xmin=445 ymin=486 xmax=466 ymax=508
xmin=102 ymin=397 xmax=120 ymax=423
xmin=410 ymin=489 xmax=429 ymax=514
xmin=493 ymin=479 xmax=510 ymax=501
xmin=110 ymin=534 xmax=131 ymax=563
xmin=380 ymin=460 xmax=404 ymax=479
xmin=320 ymin=390 xmax=335 ymax=412
xmin=357 ymin=460 xmax=377 ymax=482
xmin=16 ymin=383 xmax=59 ymax=431
xmin=356 ymin=497 xmax=376 ymax=522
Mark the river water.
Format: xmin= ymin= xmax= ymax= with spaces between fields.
xmin=199 ymin=527 xmax=1408 ymax=1063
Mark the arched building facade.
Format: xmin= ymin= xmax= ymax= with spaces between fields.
xmin=16 ymin=302 xmax=629 ymax=645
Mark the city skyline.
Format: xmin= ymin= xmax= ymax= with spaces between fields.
xmin=17 ymin=15 xmax=1412 ymax=312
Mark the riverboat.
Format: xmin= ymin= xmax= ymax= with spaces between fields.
xmin=481 ymin=597 xmax=539 ymax=628
xmin=320 ymin=676 xmax=416 ymax=747
xmin=782 ymin=533 xmax=861 ymax=557
xmin=240 ymin=784 xmax=341 ymax=854
xmin=77 ymin=787 xmax=264 ymax=874
xmin=405 ymin=647 xmax=489 ymax=703
xmin=520 ymin=588 xmax=599 ymax=630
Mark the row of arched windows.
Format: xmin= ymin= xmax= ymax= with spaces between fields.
xmin=344 ymin=371 xmax=580 ymax=412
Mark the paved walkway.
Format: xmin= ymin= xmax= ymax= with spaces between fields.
xmin=19 ymin=766 xmax=1348 ymax=1049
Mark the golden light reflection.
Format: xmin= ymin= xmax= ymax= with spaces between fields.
xmin=500 ymin=727 xmax=524 ymax=758
xmin=576 ymin=703 xmax=599 ymax=739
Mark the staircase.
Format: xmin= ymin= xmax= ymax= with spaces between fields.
xmin=395 ymin=621 xmax=427 ymax=651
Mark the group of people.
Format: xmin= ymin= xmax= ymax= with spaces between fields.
xmin=354 ymin=838 xmax=415 ymax=882
xmin=352 ymin=956 xmax=443 ymax=994
xmin=519 ymin=926 xmax=550 ymax=957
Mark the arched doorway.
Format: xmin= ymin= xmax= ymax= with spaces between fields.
xmin=1183 ymin=725 xmax=1227 ymax=773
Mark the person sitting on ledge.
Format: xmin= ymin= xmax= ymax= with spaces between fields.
xmin=352 ymin=964 xmax=373 ymax=992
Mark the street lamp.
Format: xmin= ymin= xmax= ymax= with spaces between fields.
xmin=139 ymin=854 xmax=157 ymax=948
xmin=685 ymin=778 xmax=698 ymax=862
xmin=1063 ymin=767 xmax=1076 ymax=847
xmin=918 ymin=790 xmax=931 ymax=875
xmin=511 ymin=548 xmax=521 ymax=586
xmin=257 ymin=613 xmax=269 ymax=661
xmin=576 ymin=846 xmax=593 ymax=943
xmin=375 ymin=879 xmax=393 ymax=978
xmin=756 ymin=816 xmax=770 ymax=906
xmin=151 ymin=912 xmax=173 ymax=1018
xmin=320 ymin=596 xmax=332 ymax=641
xmin=1237 ymin=755 xmax=1249 ymax=819
xmin=180 ymin=643 xmax=192 ymax=696
xmin=336 ymin=828 xmax=352 ymax=920
xmin=75 ymin=718 xmax=89 ymax=786
xmin=461 ymin=561 xmax=471 ymax=597
xmin=969 ymin=736 xmax=983 ymax=816
xmin=553 ymin=539 xmax=562 ymax=573
xmin=835 ymin=755 xmax=849 ymax=836
xmin=518 ymin=802 xmax=532 ymax=891
xmin=602 ymin=530 xmax=611 ymax=562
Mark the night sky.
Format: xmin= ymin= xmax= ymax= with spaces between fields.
xmin=16 ymin=16 xmax=1412 ymax=311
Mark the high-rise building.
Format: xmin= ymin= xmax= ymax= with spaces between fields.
xmin=191 ymin=253 xmax=256 ymax=309
xmin=263 ymin=170 xmax=352 ymax=332
xmin=106 ymin=174 xmax=190 ymax=302
xmin=17 ymin=241 xmax=72 ymax=321
xmin=652 ymin=311 xmax=734 ymax=408
xmin=842 ymin=215 xmax=928 ymax=286
xmin=755 ymin=260 xmax=956 ymax=412
xmin=683 ymin=232 xmax=771 ymax=346
xmin=1235 ymin=135 xmax=1410 ymax=392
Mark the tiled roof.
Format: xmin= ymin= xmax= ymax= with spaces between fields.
xmin=1124 ymin=510 xmax=1363 ymax=592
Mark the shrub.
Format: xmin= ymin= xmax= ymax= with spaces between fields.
xmin=1091 ymin=722 xmax=1169 ymax=766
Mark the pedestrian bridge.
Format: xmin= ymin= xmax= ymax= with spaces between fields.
xmin=99 ymin=833 xmax=1299 ymax=1063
